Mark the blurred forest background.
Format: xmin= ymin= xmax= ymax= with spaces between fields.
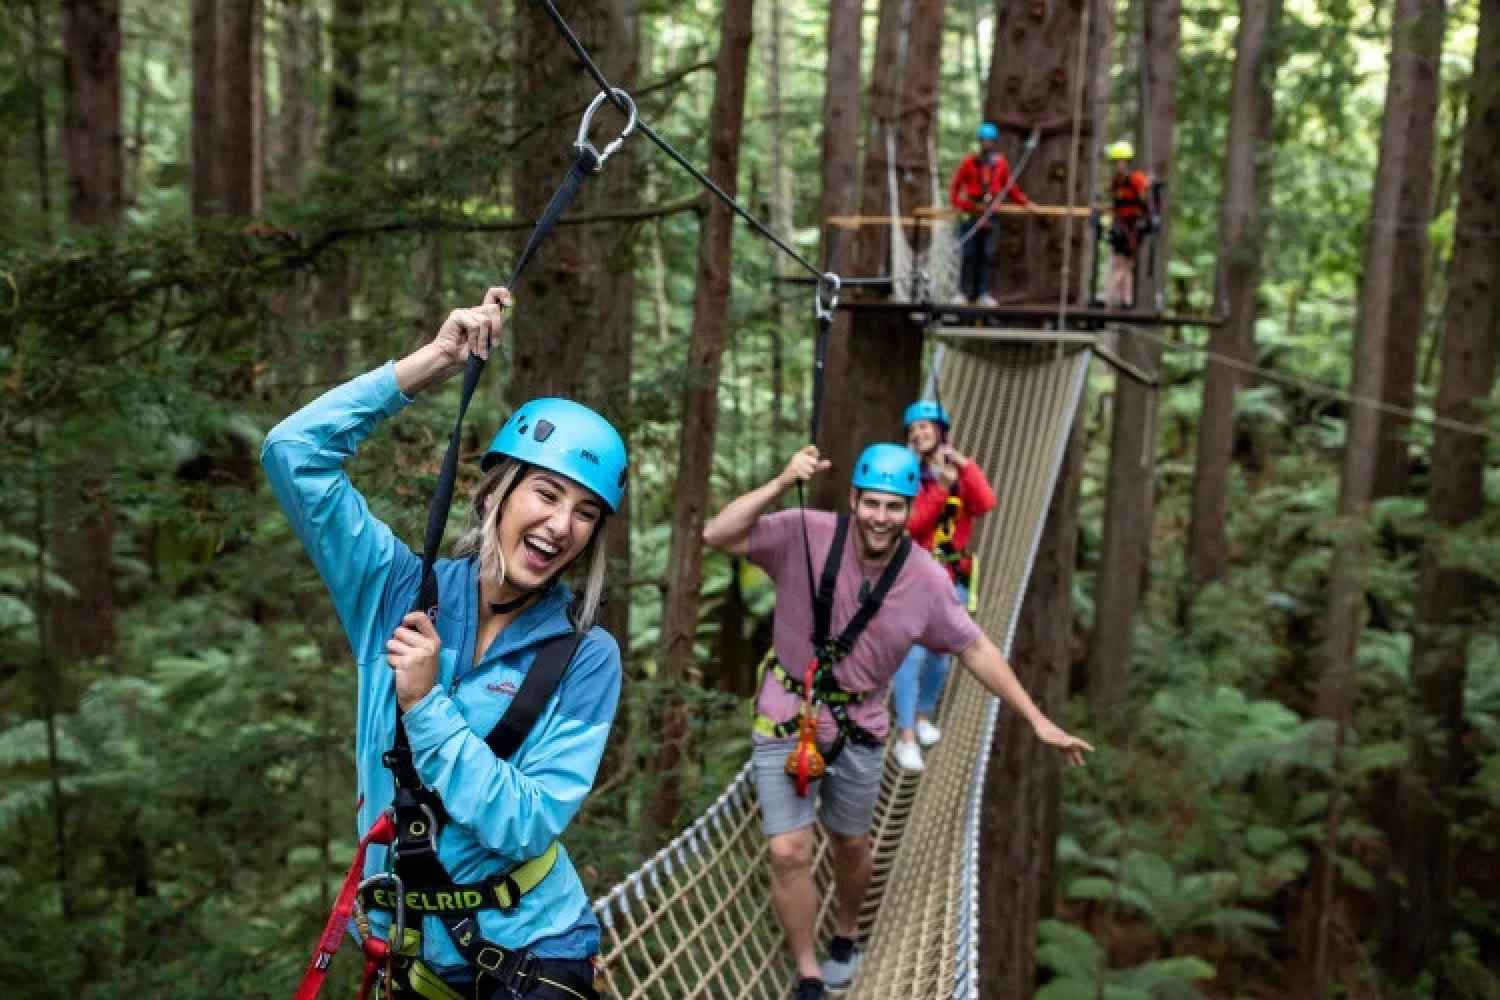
xmin=1 ymin=0 xmax=1497 ymax=996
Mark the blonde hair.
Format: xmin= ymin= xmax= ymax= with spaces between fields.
xmin=453 ymin=459 xmax=612 ymax=632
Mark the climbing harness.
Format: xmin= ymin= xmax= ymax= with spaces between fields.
xmin=290 ymin=66 xmax=635 ymax=1000
xmin=761 ymin=515 xmax=912 ymax=796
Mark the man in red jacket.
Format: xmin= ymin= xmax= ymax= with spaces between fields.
xmin=892 ymin=401 xmax=997 ymax=771
xmin=1104 ymin=140 xmax=1156 ymax=308
xmin=949 ymin=122 xmax=1031 ymax=307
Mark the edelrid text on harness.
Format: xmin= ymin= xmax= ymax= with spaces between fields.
xmin=757 ymin=515 xmax=912 ymax=796
xmin=294 ymin=631 xmax=584 ymax=1000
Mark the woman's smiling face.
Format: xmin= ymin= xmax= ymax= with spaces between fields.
xmin=495 ymin=469 xmax=603 ymax=590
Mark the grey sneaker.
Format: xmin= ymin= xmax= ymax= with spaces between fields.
xmin=819 ymin=936 xmax=864 ymax=989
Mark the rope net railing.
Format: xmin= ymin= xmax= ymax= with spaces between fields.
xmin=591 ymin=342 xmax=1091 ymax=1000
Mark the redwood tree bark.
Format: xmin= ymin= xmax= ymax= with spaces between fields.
xmin=821 ymin=0 xmax=946 ymax=507
xmin=511 ymin=0 xmax=615 ymax=403
xmin=191 ymin=0 xmax=220 ymax=215
xmin=1317 ymin=0 xmax=1431 ymax=724
xmin=215 ymin=0 xmax=261 ymax=215
xmin=645 ymin=0 xmax=756 ymax=846
xmin=1087 ymin=0 xmax=1180 ymax=734
xmin=811 ymin=0 xmax=906 ymax=511
xmin=817 ymin=0 xmax=863 ymax=271
xmin=53 ymin=0 xmax=123 ymax=665
xmin=1388 ymin=0 xmax=1499 ymax=982
xmin=1373 ymin=0 xmax=1446 ymax=500
xmin=1185 ymin=0 xmax=1281 ymax=591
xmin=596 ymin=0 xmax=639 ymax=664
xmin=63 ymin=0 xmax=123 ymax=227
xmin=981 ymin=391 xmax=1088 ymax=999
xmin=273 ymin=0 xmax=317 ymax=196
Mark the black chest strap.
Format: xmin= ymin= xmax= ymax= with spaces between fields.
xmin=813 ymin=515 xmax=913 ymax=663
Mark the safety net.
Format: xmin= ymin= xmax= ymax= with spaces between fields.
xmin=590 ymin=339 xmax=1091 ymax=1000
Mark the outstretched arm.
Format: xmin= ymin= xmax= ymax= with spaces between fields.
xmin=703 ymin=446 xmax=829 ymax=556
xmin=957 ymin=633 xmax=1092 ymax=766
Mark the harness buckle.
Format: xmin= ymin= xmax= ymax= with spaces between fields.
xmin=496 ymin=873 xmax=524 ymax=914
xmin=507 ymin=951 xmax=541 ymax=994
xmin=576 ymin=88 xmax=638 ymax=170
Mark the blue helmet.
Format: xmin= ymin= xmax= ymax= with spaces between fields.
xmin=903 ymin=400 xmax=951 ymax=430
xmin=851 ymin=443 xmax=921 ymax=498
xmin=977 ymin=122 xmax=999 ymax=142
xmin=482 ymin=398 xmax=628 ymax=512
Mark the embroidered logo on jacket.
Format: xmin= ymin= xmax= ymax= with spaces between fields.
xmin=487 ymin=680 xmax=519 ymax=696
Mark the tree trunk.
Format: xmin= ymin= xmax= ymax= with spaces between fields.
xmin=62 ymin=0 xmax=123 ymax=227
xmin=215 ymin=0 xmax=262 ymax=216
xmin=810 ymin=0 xmax=906 ymax=511
xmin=1372 ymin=0 xmax=1446 ymax=500
xmin=1087 ymin=0 xmax=1179 ymax=734
xmin=29 ymin=0 xmax=54 ymax=239
xmin=1317 ymin=0 xmax=1429 ymax=725
xmin=644 ymin=0 xmax=756 ymax=847
xmin=1185 ymin=0 xmax=1281 ymax=592
xmin=52 ymin=0 xmax=123 ymax=667
xmin=820 ymin=0 xmax=947 ymax=507
xmin=511 ymin=0 xmax=614 ymax=403
xmin=314 ymin=0 xmax=364 ymax=382
xmin=983 ymin=0 xmax=1104 ymax=305
xmin=273 ymin=0 xmax=317 ymax=196
xmin=596 ymin=0 xmax=639 ymax=664
xmin=1387 ymin=0 xmax=1499 ymax=983
xmin=981 ymin=391 xmax=1088 ymax=999
xmin=1310 ymin=1 xmax=1437 ymax=987
xmin=817 ymin=0 xmax=863 ymax=271
xmin=191 ymin=0 xmax=219 ymax=215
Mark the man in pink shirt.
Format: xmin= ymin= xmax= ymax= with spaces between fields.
xmin=703 ymin=442 xmax=1092 ymax=1000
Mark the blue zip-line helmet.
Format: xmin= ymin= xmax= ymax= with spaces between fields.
xmin=903 ymin=400 xmax=951 ymax=431
xmin=851 ymin=443 xmax=921 ymax=499
xmin=482 ymin=398 xmax=628 ymax=512
xmin=977 ymin=122 xmax=999 ymax=142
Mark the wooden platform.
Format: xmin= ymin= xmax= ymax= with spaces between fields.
xmin=843 ymin=298 xmax=1221 ymax=330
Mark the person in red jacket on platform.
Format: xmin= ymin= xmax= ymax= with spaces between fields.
xmin=891 ymin=400 xmax=997 ymax=772
xmin=949 ymin=122 xmax=1030 ymax=308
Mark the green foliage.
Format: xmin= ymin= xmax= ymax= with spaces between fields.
xmin=1035 ymin=920 xmax=1215 ymax=1000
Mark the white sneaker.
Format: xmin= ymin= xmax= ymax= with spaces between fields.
xmin=892 ymin=740 xmax=924 ymax=772
xmin=951 ymin=292 xmax=971 ymax=306
xmin=976 ymin=294 xmax=999 ymax=308
xmin=915 ymin=719 xmax=942 ymax=747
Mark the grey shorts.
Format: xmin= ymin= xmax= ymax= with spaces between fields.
xmin=752 ymin=739 xmax=885 ymax=838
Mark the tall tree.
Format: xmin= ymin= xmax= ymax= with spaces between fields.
xmin=52 ymin=0 xmax=123 ymax=668
xmin=981 ymin=396 xmax=1088 ymax=999
xmin=216 ymin=0 xmax=261 ymax=215
xmin=1317 ymin=0 xmax=1438 ymax=725
xmin=1311 ymin=0 xmax=1450 ymax=986
xmin=191 ymin=0 xmax=220 ymax=215
xmin=1086 ymin=0 xmax=1180 ymax=733
xmin=314 ymin=0 xmax=363 ymax=372
xmin=596 ymin=0 xmax=639 ymax=668
xmin=817 ymin=0 xmax=863 ymax=271
xmin=1373 ymin=0 xmax=1447 ymax=499
xmin=645 ymin=0 xmax=756 ymax=845
xmin=811 ymin=0 xmax=908 ymax=511
xmin=62 ymin=0 xmax=123 ymax=228
xmin=1388 ymin=0 xmax=1499 ymax=981
xmin=272 ymin=0 xmax=318 ymax=196
xmin=1185 ymin=0 xmax=1282 ymax=591
xmin=511 ymin=0 xmax=615 ymax=404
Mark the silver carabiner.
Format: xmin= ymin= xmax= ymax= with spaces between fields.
xmin=815 ymin=272 xmax=842 ymax=321
xmin=576 ymin=88 xmax=638 ymax=172
xmin=358 ymin=871 xmax=406 ymax=955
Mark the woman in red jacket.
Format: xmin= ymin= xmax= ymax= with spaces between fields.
xmin=948 ymin=122 xmax=1030 ymax=307
xmin=891 ymin=401 xmax=997 ymax=771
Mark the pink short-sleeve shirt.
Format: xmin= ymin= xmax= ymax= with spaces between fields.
xmin=747 ymin=509 xmax=981 ymax=742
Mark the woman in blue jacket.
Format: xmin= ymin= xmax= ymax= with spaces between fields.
xmin=263 ymin=288 xmax=623 ymax=1000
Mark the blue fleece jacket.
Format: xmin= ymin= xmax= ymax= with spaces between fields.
xmin=262 ymin=362 xmax=619 ymax=971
